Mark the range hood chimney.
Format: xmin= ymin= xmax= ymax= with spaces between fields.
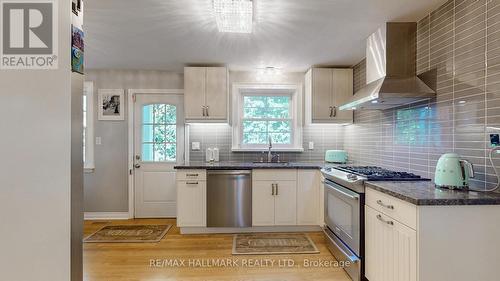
xmin=340 ymin=22 xmax=435 ymax=111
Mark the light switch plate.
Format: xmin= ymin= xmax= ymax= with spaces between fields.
xmin=192 ymin=142 xmax=201 ymax=150
xmin=308 ymin=141 xmax=314 ymax=150
xmin=96 ymin=137 xmax=102 ymax=145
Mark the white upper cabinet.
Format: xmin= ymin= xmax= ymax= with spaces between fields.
xmin=184 ymin=67 xmax=228 ymax=122
xmin=305 ymin=68 xmax=353 ymax=123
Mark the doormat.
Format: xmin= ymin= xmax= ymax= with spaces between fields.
xmin=84 ymin=224 xmax=171 ymax=243
xmin=232 ymin=233 xmax=320 ymax=255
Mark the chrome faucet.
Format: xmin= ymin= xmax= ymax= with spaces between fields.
xmin=267 ymin=135 xmax=273 ymax=162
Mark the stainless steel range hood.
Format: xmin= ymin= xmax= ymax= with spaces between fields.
xmin=340 ymin=22 xmax=435 ymax=111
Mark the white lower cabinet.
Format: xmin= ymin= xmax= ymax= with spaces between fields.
xmin=252 ymin=169 xmax=298 ymax=226
xmin=252 ymin=181 xmax=277 ymax=226
xmin=252 ymin=169 xmax=321 ymax=226
xmin=365 ymin=205 xmax=417 ymax=281
xmin=252 ymin=179 xmax=297 ymax=226
xmin=273 ymin=180 xmax=297 ymax=225
xmin=176 ymin=172 xmax=206 ymax=227
xmin=297 ymin=170 xmax=321 ymax=225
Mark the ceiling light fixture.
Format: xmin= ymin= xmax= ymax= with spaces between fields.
xmin=213 ymin=0 xmax=253 ymax=33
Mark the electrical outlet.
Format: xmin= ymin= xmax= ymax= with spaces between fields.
xmin=192 ymin=142 xmax=201 ymax=151
xmin=490 ymin=134 xmax=499 ymax=147
xmin=308 ymin=141 xmax=314 ymax=150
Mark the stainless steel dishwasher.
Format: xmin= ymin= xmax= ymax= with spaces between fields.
xmin=207 ymin=170 xmax=252 ymax=227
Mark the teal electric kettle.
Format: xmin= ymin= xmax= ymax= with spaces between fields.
xmin=434 ymin=153 xmax=474 ymax=189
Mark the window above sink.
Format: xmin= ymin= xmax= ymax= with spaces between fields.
xmin=231 ymin=83 xmax=303 ymax=152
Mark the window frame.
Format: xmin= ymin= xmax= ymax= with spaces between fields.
xmin=232 ymin=83 xmax=303 ymax=152
xmin=83 ymin=81 xmax=95 ymax=172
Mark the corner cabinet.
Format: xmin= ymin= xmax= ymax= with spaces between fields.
xmin=305 ymin=68 xmax=353 ymax=124
xmin=184 ymin=67 xmax=228 ymax=122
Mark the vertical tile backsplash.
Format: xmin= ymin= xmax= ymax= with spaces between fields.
xmin=345 ymin=0 xmax=500 ymax=191
xmin=188 ymin=123 xmax=345 ymax=163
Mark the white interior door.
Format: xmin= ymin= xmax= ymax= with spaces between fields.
xmin=134 ymin=93 xmax=184 ymax=218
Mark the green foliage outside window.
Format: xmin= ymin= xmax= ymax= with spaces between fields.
xmin=142 ymin=104 xmax=177 ymax=161
xmin=242 ymin=95 xmax=292 ymax=145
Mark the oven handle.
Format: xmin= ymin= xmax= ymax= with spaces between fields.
xmin=323 ymin=181 xmax=359 ymax=200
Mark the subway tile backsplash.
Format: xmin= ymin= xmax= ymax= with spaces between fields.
xmin=188 ymin=123 xmax=345 ymax=163
xmin=345 ymin=0 xmax=500 ymax=191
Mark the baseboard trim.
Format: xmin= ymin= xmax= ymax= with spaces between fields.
xmin=180 ymin=225 xmax=321 ymax=234
xmin=84 ymin=212 xmax=130 ymax=220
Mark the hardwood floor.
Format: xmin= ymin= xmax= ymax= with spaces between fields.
xmin=84 ymin=219 xmax=351 ymax=281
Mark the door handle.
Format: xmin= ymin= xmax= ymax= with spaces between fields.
xmin=202 ymin=106 xmax=206 ymax=116
xmin=206 ymin=105 xmax=209 ymax=117
xmin=134 ymin=163 xmax=141 ymax=169
xmin=332 ymin=106 xmax=337 ymax=117
xmin=276 ymin=183 xmax=279 ymax=195
xmin=329 ymin=106 xmax=333 ymax=117
xmin=271 ymin=184 xmax=275 ymax=195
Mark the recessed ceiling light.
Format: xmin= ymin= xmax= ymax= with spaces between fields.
xmin=213 ymin=0 xmax=253 ymax=33
xmin=371 ymin=100 xmax=379 ymax=104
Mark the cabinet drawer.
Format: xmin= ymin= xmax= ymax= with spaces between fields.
xmin=176 ymin=170 xmax=206 ymax=181
xmin=253 ymin=169 xmax=297 ymax=181
xmin=366 ymin=187 xmax=417 ymax=230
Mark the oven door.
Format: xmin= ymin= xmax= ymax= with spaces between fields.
xmin=324 ymin=179 xmax=361 ymax=255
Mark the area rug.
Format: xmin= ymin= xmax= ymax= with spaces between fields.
xmin=232 ymin=233 xmax=320 ymax=255
xmin=84 ymin=224 xmax=171 ymax=243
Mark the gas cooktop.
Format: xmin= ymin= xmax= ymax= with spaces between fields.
xmin=334 ymin=166 xmax=430 ymax=181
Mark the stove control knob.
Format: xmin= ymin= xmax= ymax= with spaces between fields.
xmin=347 ymin=174 xmax=358 ymax=181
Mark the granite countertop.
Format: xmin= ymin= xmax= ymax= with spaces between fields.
xmin=366 ymin=181 xmax=500 ymax=206
xmin=174 ymin=161 xmax=337 ymax=170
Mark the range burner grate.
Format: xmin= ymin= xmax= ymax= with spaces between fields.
xmin=335 ymin=166 xmax=430 ymax=181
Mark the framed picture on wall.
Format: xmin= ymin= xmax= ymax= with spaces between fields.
xmin=98 ymin=89 xmax=125 ymax=121
xmin=71 ymin=25 xmax=84 ymax=74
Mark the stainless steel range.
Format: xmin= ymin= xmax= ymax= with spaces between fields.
xmin=320 ymin=166 xmax=428 ymax=281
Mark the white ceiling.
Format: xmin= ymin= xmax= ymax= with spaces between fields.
xmin=84 ymin=0 xmax=446 ymax=72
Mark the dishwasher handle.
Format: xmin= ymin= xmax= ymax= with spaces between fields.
xmin=207 ymin=170 xmax=252 ymax=176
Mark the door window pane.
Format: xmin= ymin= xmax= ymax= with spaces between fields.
xmin=142 ymin=104 xmax=177 ymax=162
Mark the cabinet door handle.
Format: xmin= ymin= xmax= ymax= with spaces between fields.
xmin=329 ymin=106 xmax=333 ymax=117
xmin=206 ymin=105 xmax=209 ymax=116
xmin=376 ymin=214 xmax=394 ymax=225
xmin=202 ymin=106 xmax=206 ymax=116
xmin=332 ymin=106 xmax=337 ymax=117
xmin=186 ymin=173 xmax=199 ymax=177
xmin=276 ymin=183 xmax=279 ymax=195
xmin=271 ymin=184 xmax=275 ymax=195
xmin=186 ymin=181 xmax=199 ymax=185
xmin=377 ymin=200 xmax=395 ymax=210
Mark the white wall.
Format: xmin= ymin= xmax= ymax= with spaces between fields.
xmin=84 ymin=69 xmax=183 ymax=212
xmin=0 ymin=0 xmax=74 ymax=280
